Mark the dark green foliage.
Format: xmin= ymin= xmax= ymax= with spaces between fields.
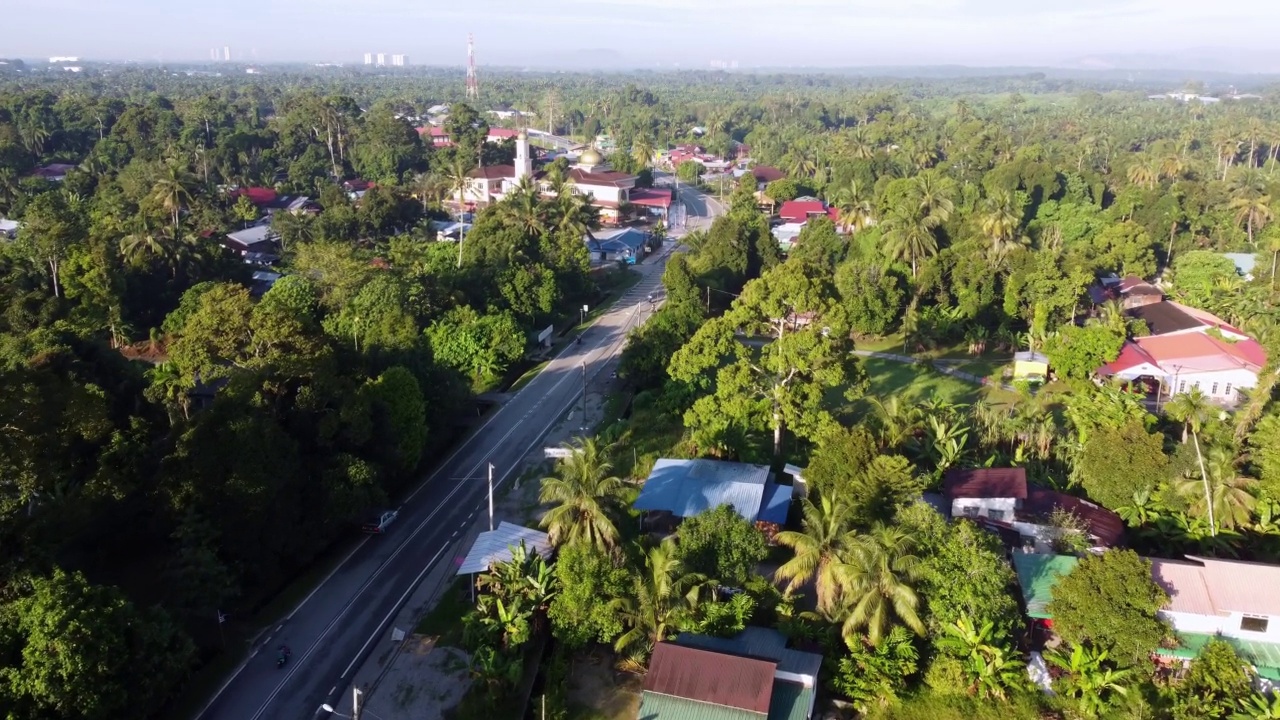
xmin=674 ymin=504 xmax=768 ymax=587
xmin=1047 ymin=550 xmax=1170 ymax=667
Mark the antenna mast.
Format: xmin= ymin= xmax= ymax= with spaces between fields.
xmin=465 ymin=33 xmax=479 ymax=101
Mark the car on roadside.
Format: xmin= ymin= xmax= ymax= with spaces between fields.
xmin=362 ymin=510 xmax=398 ymax=534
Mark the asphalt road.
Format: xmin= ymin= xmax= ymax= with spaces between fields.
xmin=194 ymin=183 xmax=723 ymax=720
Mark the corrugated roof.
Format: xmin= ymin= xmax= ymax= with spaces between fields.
xmin=645 ymin=643 xmax=775 ymax=714
xmin=1098 ymin=341 xmax=1165 ymax=378
xmin=767 ymin=681 xmax=814 ymax=720
xmin=1193 ymin=556 xmax=1280 ymax=616
xmin=674 ymin=629 xmax=821 ymax=680
xmin=1151 ymin=559 xmax=1216 ymax=615
xmin=456 ymin=522 xmax=552 ymax=575
xmin=634 ymin=459 xmax=771 ymax=522
xmin=943 ymin=468 xmax=1028 ymax=500
xmin=1135 ymin=333 xmax=1260 ymax=371
xmin=1023 ymin=489 xmax=1126 ymax=547
xmin=758 ymin=483 xmax=792 ymax=526
xmin=638 ymin=691 xmax=762 ymax=720
xmin=1129 ymin=302 xmax=1205 ymax=336
xmin=1012 ymin=552 xmax=1078 ymax=619
xmin=1156 ymin=632 xmax=1280 ymax=676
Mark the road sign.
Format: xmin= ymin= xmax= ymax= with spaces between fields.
xmin=544 ymin=447 xmax=573 ymax=459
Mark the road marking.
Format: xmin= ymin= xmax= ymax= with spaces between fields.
xmin=239 ymin=280 xmax=664 ymax=720
xmin=340 ymin=543 xmax=451 ymax=679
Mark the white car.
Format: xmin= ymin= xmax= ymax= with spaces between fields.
xmin=362 ymin=510 xmax=398 ymax=534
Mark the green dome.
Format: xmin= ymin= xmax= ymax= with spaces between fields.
xmin=578 ymin=148 xmax=603 ymax=166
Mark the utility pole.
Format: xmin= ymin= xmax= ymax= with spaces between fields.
xmin=580 ymin=361 xmax=588 ymax=429
xmin=487 ymin=463 xmax=495 ymax=531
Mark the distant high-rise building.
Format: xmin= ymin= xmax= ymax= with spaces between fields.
xmin=375 ymin=53 xmax=386 ymax=67
xmin=211 ymin=48 xmax=219 ymax=61
xmin=223 ymin=46 xmax=231 ymax=61
xmin=391 ymin=54 xmax=407 ymax=67
xmin=363 ymin=52 xmax=373 ymax=65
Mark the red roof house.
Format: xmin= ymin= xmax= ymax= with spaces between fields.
xmin=777 ymin=200 xmax=828 ymax=222
xmin=642 ymin=643 xmax=775 ymax=715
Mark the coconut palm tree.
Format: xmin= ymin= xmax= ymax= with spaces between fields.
xmin=144 ymin=362 xmax=193 ymax=422
xmin=151 ymin=162 xmax=197 ymax=232
xmin=631 ymin=136 xmax=655 ymax=168
xmin=611 ymin=537 xmax=711 ymax=660
xmin=1229 ymin=193 xmax=1274 ymax=247
xmin=538 ymin=437 xmax=625 ymax=550
xmin=121 ymin=221 xmax=170 ymax=264
xmin=831 ymin=179 xmax=876 ymax=233
xmin=882 ymin=207 xmax=939 ymax=278
xmin=774 ymin=492 xmax=857 ymax=615
xmin=1126 ymin=156 xmax=1160 ymax=190
xmin=498 ymin=176 xmax=549 ymax=237
xmin=1166 ymin=388 xmax=1217 ymax=535
xmin=910 ymin=170 xmax=956 ymax=223
xmin=979 ymin=190 xmax=1027 ymax=266
xmin=835 ymin=524 xmax=925 ymax=646
xmin=1175 ymin=445 xmax=1258 ymax=530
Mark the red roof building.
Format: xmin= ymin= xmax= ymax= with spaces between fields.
xmin=777 ymin=200 xmax=828 ymax=222
xmin=228 ymin=187 xmax=279 ymax=206
xmin=944 ymin=468 xmax=1028 ymax=500
xmin=643 ymin=643 xmax=775 ymax=715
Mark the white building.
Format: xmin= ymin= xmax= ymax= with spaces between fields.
xmin=363 ymin=53 xmax=373 ymax=65
xmin=375 ymin=53 xmax=386 ymax=67
xmin=391 ymin=54 xmax=407 ymax=67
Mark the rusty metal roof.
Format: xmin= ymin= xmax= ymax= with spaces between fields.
xmin=943 ymin=468 xmax=1028 ymax=500
xmin=644 ymin=643 xmax=775 ymax=715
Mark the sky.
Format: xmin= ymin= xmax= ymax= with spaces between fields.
xmin=7 ymin=0 xmax=1280 ymax=69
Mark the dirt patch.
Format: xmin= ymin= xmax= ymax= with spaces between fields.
xmin=568 ymin=649 xmax=642 ymax=720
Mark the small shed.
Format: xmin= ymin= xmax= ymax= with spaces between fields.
xmin=456 ymin=522 xmax=552 ymax=576
xmin=1012 ymin=351 xmax=1049 ymax=382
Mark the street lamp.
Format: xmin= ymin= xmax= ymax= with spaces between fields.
xmin=580 ymin=361 xmax=588 ymax=429
xmin=320 ymin=704 xmax=384 ymax=720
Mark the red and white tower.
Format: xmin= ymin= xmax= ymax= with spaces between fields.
xmin=465 ymin=33 xmax=479 ymax=101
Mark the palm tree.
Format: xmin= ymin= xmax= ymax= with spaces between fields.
xmin=151 ymin=163 xmax=197 ymax=232
xmin=1166 ymin=388 xmax=1217 ymax=535
xmin=1229 ymin=193 xmax=1274 ymax=247
xmin=882 ymin=207 xmax=939 ymax=278
xmin=121 ymin=221 xmax=170 ymax=264
xmin=144 ymin=362 xmax=192 ymax=422
xmin=446 ymin=157 xmax=472 ymax=207
xmin=774 ymin=493 xmax=857 ymax=615
xmin=538 ymin=437 xmax=625 ymax=550
xmin=1265 ymin=232 xmax=1280 ymax=290
xmin=979 ymin=190 xmax=1027 ymax=265
xmin=910 ymin=170 xmax=956 ymax=223
xmin=835 ymin=525 xmax=925 ymax=646
xmin=831 ymin=179 xmax=876 ymax=233
xmin=611 ymin=537 xmax=711 ymax=659
xmin=631 ymin=136 xmax=655 ymax=168
xmin=1126 ymin=156 xmax=1159 ymax=190
xmin=498 ymin=176 xmax=548 ymax=237
xmin=1175 ymin=446 xmax=1258 ymax=530
xmin=410 ymin=172 xmax=446 ymax=212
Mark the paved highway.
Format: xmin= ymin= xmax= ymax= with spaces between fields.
xmin=194 ymin=182 xmax=723 ymax=720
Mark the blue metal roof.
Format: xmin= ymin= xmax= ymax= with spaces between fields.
xmin=587 ymin=227 xmax=647 ymax=251
xmin=634 ymin=459 xmax=770 ymax=521
xmin=758 ymin=482 xmax=792 ymax=525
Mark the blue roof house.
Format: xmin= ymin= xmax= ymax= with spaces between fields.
xmin=634 ymin=458 xmax=792 ymax=526
xmin=585 ymin=227 xmax=647 ymax=265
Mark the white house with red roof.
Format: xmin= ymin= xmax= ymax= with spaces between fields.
xmin=1098 ymin=301 xmax=1266 ymax=406
xmin=777 ymin=200 xmax=838 ymax=224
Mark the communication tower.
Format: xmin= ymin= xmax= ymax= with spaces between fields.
xmin=466 ymin=34 xmax=479 ymax=101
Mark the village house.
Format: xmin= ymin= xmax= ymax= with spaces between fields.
xmin=638 ymin=627 xmax=822 ymax=720
xmin=633 ymin=458 xmax=792 ymax=538
xmin=943 ymin=468 xmax=1124 ymax=552
xmin=1013 ymin=552 xmax=1280 ymax=688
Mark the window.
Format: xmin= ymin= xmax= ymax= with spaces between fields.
xmin=1211 ymin=382 xmax=1219 ymax=395
xmin=988 ymin=509 xmax=1006 ymax=522
xmin=1241 ymin=616 xmax=1269 ymax=633
xmin=1225 ymin=383 xmax=1234 ymax=397
xmin=962 ymin=506 xmax=978 ymax=517
xmin=1193 ymin=381 xmax=1201 ymax=390
xmin=1179 ymin=381 xmax=1187 ymax=393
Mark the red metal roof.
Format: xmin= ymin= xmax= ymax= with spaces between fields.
xmin=944 ymin=468 xmax=1028 ymax=499
xmin=569 ymin=168 xmax=635 ymax=187
xmin=1024 ymin=488 xmax=1125 ymax=547
xmin=644 ymin=643 xmax=775 ymax=714
xmin=487 ymin=127 xmax=520 ymax=140
xmin=629 ymin=188 xmax=673 ymax=208
xmin=777 ymin=200 xmax=827 ymax=222
xmin=1098 ymin=341 xmax=1161 ymax=376
xmin=466 ymin=165 xmax=515 ymax=180
xmin=228 ymin=187 xmax=278 ymax=206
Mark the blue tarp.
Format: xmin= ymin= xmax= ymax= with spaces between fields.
xmin=758 ymin=482 xmax=792 ymax=525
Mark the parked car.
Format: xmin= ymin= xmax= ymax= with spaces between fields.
xmin=362 ymin=510 xmax=398 ymax=534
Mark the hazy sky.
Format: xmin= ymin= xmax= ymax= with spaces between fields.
xmin=7 ymin=0 xmax=1280 ymax=68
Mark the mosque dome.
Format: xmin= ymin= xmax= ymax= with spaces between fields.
xmin=577 ymin=148 xmax=603 ymax=166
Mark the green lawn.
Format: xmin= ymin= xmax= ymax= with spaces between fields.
xmin=860 ymin=357 xmax=979 ymax=404
xmin=855 ymin=333 xmax=906 ymax=353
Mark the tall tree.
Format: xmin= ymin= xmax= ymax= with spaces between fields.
xmin=774 ymin=492 xmax=857 ymax=615
xmin=538 ymin=437 xmax=625 ymax=551
xmin=836 ymin=524 xmax=926 ymax=646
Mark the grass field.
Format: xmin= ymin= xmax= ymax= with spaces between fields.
xmin=860 ymin=357 xmax=979 ymax=404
